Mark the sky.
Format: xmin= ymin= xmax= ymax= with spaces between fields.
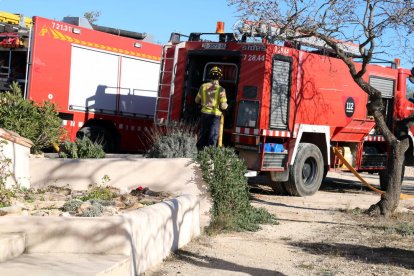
xmin=0 ymin=0 xmax=239 ymax=43
xmin=1 ymin=0 xmax=411 ymax=68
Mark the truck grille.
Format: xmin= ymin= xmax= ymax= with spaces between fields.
xmin=361 ymin=154 xmax=387 ymax=168
xmin=270 ymin=57 xmax=291 ymax=129
xmin=263 ymin=153 xmax=288 ymax=169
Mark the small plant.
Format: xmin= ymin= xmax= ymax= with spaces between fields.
xmin=89 ymin=199 xmax=115 ymax=206
xmin=80 ymin=175 xmax=114 ymax=201
xmin=395 ymin=222 xmax=414 ymax=236
xmin=146 ymin=121 xmax=198 ymax=158
xmin=197 ymin=146 xmax=276 ymax=233
xmin=383 ymin=222 xmax=414 ymax=236
xmin=0 ymin=82 xmax=64 ymax=153
xmin=81 ymin=202 xmax=104 ymax=217
xmin=62 ymin=199 xmax=83 ymax=212
xmin=320 ymin=269 xmax=337 ymax=276
xmin=338 ymin=207 xmax=363 ymax=215
xmin=59 ymin=137 xmax=105 ymax=159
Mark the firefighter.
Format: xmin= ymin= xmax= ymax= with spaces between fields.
xmin=195 ymin=66 xmax=228 ymax=149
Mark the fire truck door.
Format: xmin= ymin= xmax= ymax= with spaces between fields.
xmin=182 ymin=51 xmax=240 ymax=129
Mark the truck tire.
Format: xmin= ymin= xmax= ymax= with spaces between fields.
xmin=270 ymin=181 xmax=288 ymax=195
xmin=77 ymin=126 xmax=116 ymax=153
xmin=379 ymin=165 xmax=405 ymax=191
xmin=284 ymin=143 xmax=324 ymax=196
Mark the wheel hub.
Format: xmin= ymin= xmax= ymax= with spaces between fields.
xmin=302 ymin=163 xmax=312 ymax=179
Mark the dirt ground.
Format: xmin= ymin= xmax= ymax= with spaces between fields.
xmin=146 ymin=169 xmax=414 ymax=276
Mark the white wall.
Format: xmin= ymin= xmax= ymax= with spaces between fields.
xmin=0 ymin=128 xmax=33 ymax=189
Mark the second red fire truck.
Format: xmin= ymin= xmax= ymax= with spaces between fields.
xmin=0 ymin=11 xmax=162 ymax=152
xmin=156 ymin=22 xmax=414 ymax=196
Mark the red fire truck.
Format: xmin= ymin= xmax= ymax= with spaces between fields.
xmin=0 ymin=11 xmax=162 ymax=152
xmin=156 ymin=22 xmax=414 ymax=196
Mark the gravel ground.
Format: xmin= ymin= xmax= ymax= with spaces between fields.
xmin=146 ymin=168 xmax=414 ymax=276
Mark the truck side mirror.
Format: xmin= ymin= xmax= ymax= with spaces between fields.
xmin=409 ymin=76 xmax=414 ymax=84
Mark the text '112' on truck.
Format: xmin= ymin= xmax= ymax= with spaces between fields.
xmin=156 ymin=21 xmax=414 ymax=196
xmin=0 ymin=11 xmax=162 ymax=152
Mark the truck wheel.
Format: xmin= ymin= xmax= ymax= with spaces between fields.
xmin=270 ymin=182 xmax=288 ymax=195
xmin=77 ymin=126 xmax=116 ymax=153
xmin=284 ymin=143 xmax=324 ymax=196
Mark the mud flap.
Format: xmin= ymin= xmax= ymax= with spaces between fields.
xmin=269 ymin=168 xmax=290 ymax=182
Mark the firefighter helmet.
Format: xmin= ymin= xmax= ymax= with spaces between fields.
xmin=209 ymin=66 xmax=223 ymax=80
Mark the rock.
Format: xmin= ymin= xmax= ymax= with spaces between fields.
xmin=109 ymin=187 xmax=120 ymax=195
xmin=10 ymin=201 xmax=29 ymax=210
xmin=71 ymin=190 xmax=85 ymax=198
xmin=120 ymin=194 xmax=138 ymax=207
xmin=140 ymin=198 xmax=158 ymax=206
xmin=78 ymin=202 xmax=92 ymax=214
xmin=114 ymin=200 xmax=126 ymax=209
xmin=32 ymin=210 xmax=48 ymax=216
xmin=143 ymin=189 xmax=162 ymax=197
xmin=50 ymin=209 xmax=62 ymax=216
xmin=43 ymin=192 xmax=69 ymax=201
xmin=60 ymin=212 xmax=71 ymax=217
xmin=57 ymin=188 xmax=72 ymax=196
xmin=103 ymin=206 xmax=119 ymax=216
xmin=0 ymin=206 xmax=22 ymax=216
xmin=124 ymin=202 xmax=145 ymax=211
xmin=33 ymin=200 xmax=65 ymax=210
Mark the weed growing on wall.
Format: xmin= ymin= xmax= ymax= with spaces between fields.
xmin=197 ymin=147 xmax=276 ymax=233
xmin=146 ymin=122 xmax=198 ymax=158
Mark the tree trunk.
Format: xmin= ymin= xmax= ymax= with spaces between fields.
xmin=368 ymin=139 xmax=409 ymax=217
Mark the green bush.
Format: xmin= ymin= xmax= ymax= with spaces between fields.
xmin=0 ymin=82 xmax=63 ymax=153
xmin=146 ymin=122 xmax=198 ymax=158
xmin=62 ymin=199 xmax=83 ymax=212
xmin=59 ymin=137 xmax=105 ymax=159
xmin=197 ymin=147 xmax=276 ymax=233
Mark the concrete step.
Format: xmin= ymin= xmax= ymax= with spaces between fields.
xmin=0 ymin=233 xmax=25 ymax=262
xmin=0 ymin=253 xmax=131 ymax=276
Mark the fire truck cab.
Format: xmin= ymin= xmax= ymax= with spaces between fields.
xmin=156 ymin=22 xmax=414 ymax=196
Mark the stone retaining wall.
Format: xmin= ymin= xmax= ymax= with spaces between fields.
xmin=0 ymin=195 xmax=200 ymax=275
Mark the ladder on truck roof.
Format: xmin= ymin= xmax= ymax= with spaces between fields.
xmin=155 ymin=43 xmax=181 ymax=125
xmin=0 ymin=11 xmax=32 ymax=28
xmin=234 ymin=20 xmax=362 ymax=57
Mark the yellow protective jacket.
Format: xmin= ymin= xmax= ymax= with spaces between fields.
xmin=195 ymin=80 xmax=228 ymax=116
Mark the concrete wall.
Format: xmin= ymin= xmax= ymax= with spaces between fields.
xmin=0 ymin=195 xmax=200 ymax=275
xmin=0 ymin=128 xmax=32 ymax=189
xmin=30 ymin=157 xmax=212 ymax=228
xmin=30 ymin=157 xmax=205 ymax=196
